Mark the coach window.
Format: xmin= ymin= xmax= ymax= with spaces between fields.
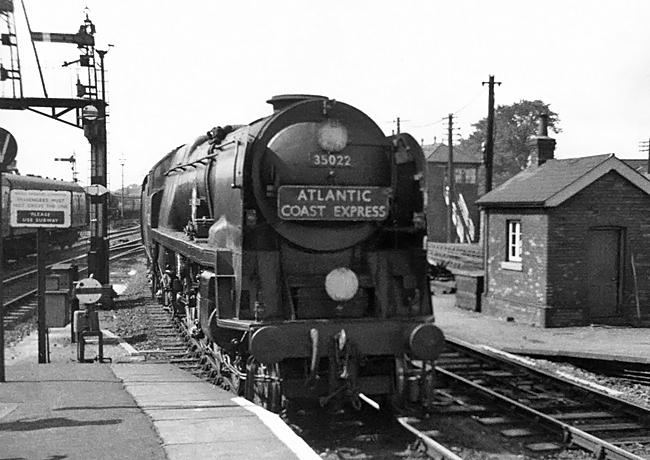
xmin=501 ymin=220 xmax=522 ymax=271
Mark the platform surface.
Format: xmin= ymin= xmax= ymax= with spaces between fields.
xmin=433 ymin=293 xmax=650 ymax=364
xmin=0 ymin=325 xmax=319 ymax=460
xmin=0 ymin=361 xmax=167 ymax=460
xmin=112 ymin=363 xmax=319 ymax=460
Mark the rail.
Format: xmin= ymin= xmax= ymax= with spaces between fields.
xmin=432 ymin=337 xmax=650 ymax=459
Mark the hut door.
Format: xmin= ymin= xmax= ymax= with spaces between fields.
xmin=587 ymin=228 xmax=622 ymax=317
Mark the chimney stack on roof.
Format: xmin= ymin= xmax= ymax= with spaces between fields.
xmin=527 ymin=114 xmax=556 ymax=168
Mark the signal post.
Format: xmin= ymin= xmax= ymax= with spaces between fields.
xmin=82 ymin=104 xmax=110 ymax=289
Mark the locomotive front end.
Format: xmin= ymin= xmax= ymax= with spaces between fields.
xmin=250 ymin=95 xmax=393 ymax=252
xmin=240 ymin=96 xmax=445 ymax=409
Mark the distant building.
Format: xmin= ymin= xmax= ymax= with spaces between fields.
xmin=621 ymin=159 xmax=649 ymax=177
xmin=423 ymin=143 xmax=482 ymax=243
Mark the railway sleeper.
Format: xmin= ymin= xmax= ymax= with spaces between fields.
xmin=551 ymin=411 xmax=616 ymax=420
xmin=578 ymin=422 xmax=644 ymax=432
xmin=432 ymin=404 xmax=488 ymax=415
xmin=169 ymin=358 xmax=198 ymax=364
xmin=611 ymin=435 xmax=650 ymax=444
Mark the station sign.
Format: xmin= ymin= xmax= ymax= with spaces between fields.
xmin=75 ymin=277 xmax=103 ymax=304
xmin=10 ymin=189 xmax=71 ymax=228
xmin=277 ymin=185 xmax=391 ymax=221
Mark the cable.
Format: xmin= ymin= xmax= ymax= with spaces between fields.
xmin=403 ymin=87 xmax=488 ymax=130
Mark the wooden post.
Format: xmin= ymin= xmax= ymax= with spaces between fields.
xmin=37 ymin=228 xmax=47 ymax=363
xmin=447 ymin=114 xmax=454 ymax=243
xmin=631 ymin=252 xmax=641 ymax=322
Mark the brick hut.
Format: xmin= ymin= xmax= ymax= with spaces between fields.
xmin=476 ymin=117 xmax=650 ymax=327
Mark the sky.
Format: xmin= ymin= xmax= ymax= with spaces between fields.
xmin=1 ymin=0 xmax=649 ymax=191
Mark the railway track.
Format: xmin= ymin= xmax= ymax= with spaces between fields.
xmin=2 ymin=227 xmax=142 ymax=330
xmin=400 ymin=337 xmax=650 ymax=459
xmin=135 ymin=301 xmax=436 ymax=459
xmin=124 ymin=297 xmax=650 ymax=459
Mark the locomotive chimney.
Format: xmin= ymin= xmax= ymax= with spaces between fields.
xmin=527 ymin=114 xmax=556 ymax=168
xmin=266 ymin=94 xmax=327 ymax=113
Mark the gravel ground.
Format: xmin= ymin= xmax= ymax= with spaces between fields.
xmin=98 ymin=253 xmax=166 ymax=352
xmin=2 ymin=253 xmax=163 ymax=352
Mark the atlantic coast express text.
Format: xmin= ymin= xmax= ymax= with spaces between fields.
xmin=277 ymin=186 xmax=390 ymax=221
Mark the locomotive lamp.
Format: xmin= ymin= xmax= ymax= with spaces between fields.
xmin=317 ymin=120 xmax=348 ymax=152
xmin=325 ymin=267 xmax=358 ymax=302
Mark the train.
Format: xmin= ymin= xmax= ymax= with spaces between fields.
xmin=108 ymin=192 xmax=141 ymax=221
xmin=141 ymin=94 xmax=445 ymax=412
xmin=2 ymin=173 xmax=87 ymax=259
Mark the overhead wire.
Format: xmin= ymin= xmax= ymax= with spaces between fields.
xmin=402 ymin=86 xmax=489 ymax=131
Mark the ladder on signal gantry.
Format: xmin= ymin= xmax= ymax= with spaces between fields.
xmin=0 ymin=1 xmax=23 ymax=98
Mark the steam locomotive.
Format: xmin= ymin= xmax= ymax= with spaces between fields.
xmin=2 ymin=173 xmax=87 ymax=259
xmin=141 ymin=95 xmax=445 ymax=412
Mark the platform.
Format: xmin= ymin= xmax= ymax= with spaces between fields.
xmin=0 ymin=326 xmax=319 ymax=460
xmin=433 ymin=293 xmax=650 ymax=364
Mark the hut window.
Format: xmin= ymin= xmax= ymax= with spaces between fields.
xmin=506 ymin=220 xmax=522 ymax=262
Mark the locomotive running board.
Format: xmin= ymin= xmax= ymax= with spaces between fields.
xmin=151 ymin=228 xmax=217 ymax=267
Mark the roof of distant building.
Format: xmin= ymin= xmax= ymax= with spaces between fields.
xmin=622 ymin=159 xmax=649 ymax=176
xmin=423 ymin=143 xmax=482 ymax=165
xmin=476 ymin=154 xmax=650 ymax=207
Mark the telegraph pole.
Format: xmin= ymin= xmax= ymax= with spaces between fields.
xmin=640 ymin=139 xmax=650 ymax=172
xmin=389 ymin=117 xmax=410 ymax=135
xmin=482 ymin=75 xmax=501 ymax=193
xmin=447 ymin=114 xmax=454 ymax=243
xmin=390 ymin=117 xmax=404 ymax=134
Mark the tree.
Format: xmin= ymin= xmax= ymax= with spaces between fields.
xmin=458 ymin=100 xmax=561 ymax=187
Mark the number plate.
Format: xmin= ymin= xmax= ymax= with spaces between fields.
xmin=310 ymin=153 xmax=352 ymax=167
xmin=277 ymin=186 xmax=391 ymax=221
